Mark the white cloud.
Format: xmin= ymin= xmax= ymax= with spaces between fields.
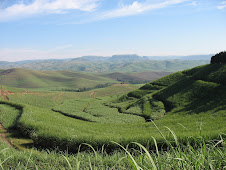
xmin=190 ymin=1 xmax=197 ymax=6
xmin=0 ymin=0 xmax=99 ymax=21
xmin=217 ymin=1 xmax=226 ymax=9
xmin=96 ymin=0 xmax=191 ymax=20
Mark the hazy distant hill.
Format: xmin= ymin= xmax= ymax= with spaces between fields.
xmin=0 ymin=68 xmax=116 ymax=90
xmin=100 ymin=71 xmax=172 ymax=84
xmin=109 ymin=54 xmax=144 ymax=61
xmin=72 ymin=56 xmax=110 ymax=61
xmin=0 ymin=68 xmax=171 ymax=90
xmin=144 ymin=54 xmax=213 ymax=60
xmin=0 ymin=54 xmax=210 ymax=72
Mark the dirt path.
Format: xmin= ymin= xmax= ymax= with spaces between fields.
xmin=0 ymin=89 xmax=13 ymax=101
xmin=90 ymin=91 xmax=96 ymax=98
xmin=112 ymin=83 xmax=128 ymax=87
xmin=0 ymin=123 xmax=13 ymax=147
xmin=3 ymin=95 xmax=9 ymax=101
xmin=0 ymin=88 xmax=40 ymax=101
xmin=53 ymin=92 xmax=64 ymax=103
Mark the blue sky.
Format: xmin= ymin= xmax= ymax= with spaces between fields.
xmin=0 ymin=0 xmax=226 ymax=61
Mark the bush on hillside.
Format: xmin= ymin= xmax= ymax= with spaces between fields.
xmin=127 ymin=90 xmax=150 ymax=98
xmin=211 ymin=51 xmax=226 ymax=64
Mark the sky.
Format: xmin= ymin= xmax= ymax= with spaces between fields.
xmin=0 ymin=0 xmax=226 ymax=62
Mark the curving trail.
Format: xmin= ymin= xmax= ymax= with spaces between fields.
xmin=90 ymin=91 xmax=96 ymax=98
xmin=0 ymin=89 xmax=14 ymax=101
xmin=53 ymin=92 xmax=64 ymax=103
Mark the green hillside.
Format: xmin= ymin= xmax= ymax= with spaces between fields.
xmin=0 ymin=68 xmax=172 ymax=90
xmin=0 ymin=68 xmax=118 ymax=90
xmin=0 ymin=63 xmax=225 ymax=169
xmin=108 ymin=64 xmax=226 ymax=120
xmin=99 ymin=71 xmax=172 ymax=84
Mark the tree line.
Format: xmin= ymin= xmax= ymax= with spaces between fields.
xmin=211 ymin=51 xmax=226 ymax=64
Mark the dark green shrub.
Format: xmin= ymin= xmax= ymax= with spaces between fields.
xmin=139 ymin=83 xmax=162 ymax=90
xmin=127 ymin=90 xmax=150 ymax=98
xmin=211 ymin=51 xmax=226 ymax=64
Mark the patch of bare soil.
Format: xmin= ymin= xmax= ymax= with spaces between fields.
xmin=53 ymin=92 xmax=64 ymax=102
xmin=90 ymin=91 xmax=96 ymax=98
xmin=0 ymin=89 xmax=14 ymax=95
xmin=0 ymin=89 xmax=15 ymax=101
xmin=21 ymin=89 xmax=29 ymax=94
xmin=3 ymin=95 xmax=9 ymax=101
xmin=20 ymin=89 xmax=40 ymax=94
xmin=0 ymin=123 xmax=13 ymax=147
xmin=0 ymin=88 xmax=41 ymax=101
xmin=112 ymin=83 xmax=128 ymax=87
xmin=0 ymin=69 xmax=15 ymax=76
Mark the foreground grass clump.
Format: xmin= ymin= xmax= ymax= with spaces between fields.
xmin=0 ymin=129 xmax=225 ymax=169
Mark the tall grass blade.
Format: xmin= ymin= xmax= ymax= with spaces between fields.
xmin=62 ymin=155 xmax=72 ymax=170
xmin=178 ymin=123 xmax=188 ymax=130
xmin=76 ymin=159 xmax=80 ymax=170
xmin=110 ymin=156 xmax=127 ymax=170
xmin=165 ymin=126 xmax=179 ymax=147
xmin=81 ymin=143 xmax=97 ymax=159
xmin=151 ymin=120 xmax=166 ymax=141
xmin=25 ymin=150 xmax=33 ymax=170
xmin=151 ymin=136 xmax=159 ymax=157
xmin=111 ymin=141 xmax=141 ymax=170
xmin=132 ymin=142 xmax=157 ymax=170
xmin=0 ymin=156 xmax=13 ymax=170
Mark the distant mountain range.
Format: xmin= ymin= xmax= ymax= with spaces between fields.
xmin=67 ymin=54 xmax=213 ymax=61
xmin=144 ymin=54 xmax=213 ymax=60
xmin=0 ymin=54 xmax=211 ymax=73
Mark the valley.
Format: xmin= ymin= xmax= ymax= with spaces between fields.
xmin=0 ymin=57 xmax=225 ymax=169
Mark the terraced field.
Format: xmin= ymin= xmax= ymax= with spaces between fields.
xmin=0 ymin=64 xmax=225 ymax=153
xmin=0 ymin=63 xmax=225 ymax=169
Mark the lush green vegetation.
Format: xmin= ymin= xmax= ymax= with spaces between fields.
xmin=0 ymin=128 xmax=225 ymax=169
xmin=53 ymin=98 xmax=145 ymax=124
xmin=0 ymin=63 xmax=225 ymax=169
xmin=99 ymin=71 xmax=172 ymax=84
xmin=0 ymin=68 xmax=171 ymax=91
xmin=0 ymin=64 xmax=224 ymax=152
xmin=0 ymin=103 xmax=21 ymax=129
xmin=0 ymin=68 xmax=118 ymax=91
xmin=211 ymin=51 xmax=226 ymax=64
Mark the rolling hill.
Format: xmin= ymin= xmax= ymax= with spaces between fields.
xmin=0 ymin=68 xmax=117 ymax=90
xmin=100 ymin=71 xmax=172 ymax=84
xmin=0 ymin=68 xmax=172 ymax=90
xmin=107 ymin=63 xmax=226 ymax=120
xmin=0 ymin=61 xmax=225 ymax=169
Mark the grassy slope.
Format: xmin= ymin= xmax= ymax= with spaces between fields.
xmin=99 ymin=71 xmax=172 ymax=83
xmin=111 ymin=64 xmax=226 ymax=116
xmin=0 ymin=68 xmax=173 ymax=90
xmin=0 ymin=68 xmax=118 ymax=90
xmin=0 ymin=64 xmax=225 ymax=153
